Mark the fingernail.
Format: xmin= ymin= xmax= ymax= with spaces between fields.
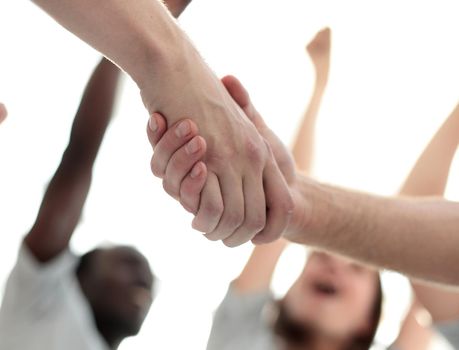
xmin=190 ymin=164 xmax=202 ymax=179
xmin=149 ymin=114 xmax=158 ymax=132
xmin=185 ymin=138 xmax=201 ymax=155
xmin=175 ymin=121 xmax=191 ymax=138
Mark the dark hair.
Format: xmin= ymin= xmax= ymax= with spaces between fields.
xmin=75 ymin=248 xmax=102 ymax=279
xmin=273 ymin=275 xmax=383 ymax=350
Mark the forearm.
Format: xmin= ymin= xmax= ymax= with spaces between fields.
xmin=287 ymin=176 xmax=459 ymax=285
xmin=25 ymin=158 xmax=93 ymax=262
xmin=233 ymin=239 xmax=288 ymax=293
xmin=69 ymin=58 xmax=121 ymax=159
xmin=31 ymin=0 xmax=187 ymax=91
xmin=291 ymin=87 xmax=326 ymax=173
xmin=400 ymin=102 xmax=459 ymax=196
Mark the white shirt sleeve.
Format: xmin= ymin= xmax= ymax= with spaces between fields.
xmin=206 ymin=285 xmax=275 ymax=350
xmin=0 ymin=243 xmax=78 ymax=321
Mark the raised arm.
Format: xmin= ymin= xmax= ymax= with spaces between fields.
xmin=389 ymin=104 xmax=459 ymax=346
xmin=31 ymin=0 xmax=293 ymax=246
xmin=292 ymin=27 xmax=331 ymax=173
xmin=24 ymin=58 xmax=121 ymax=262
xmin=233 ymin=29 xmax=332 ymax=293
xmin=396 ymin=102 xmax=459 ymax=322
xmin=284 ymin=101 xmax=459 ymax=286
xmin=399 ymin=103 xmax=459 ymax=197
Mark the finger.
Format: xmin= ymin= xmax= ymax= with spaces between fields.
xmin=221 ymin=75 xmax=251 ymax=110
xmin=163 ymin=135 xmax=207 ymax=199
xmin=146 ymin=112 xmax=168 ymax=148
xmin=252 ymin=158 xmax=293 ymax=245
xmin=222 ymin=172 xmax=266 ymax=247
xmin=193 ymin=172 xmax=224 ymax=233
xmin=180 ymin=161 xmax=208 ymax=214
xmin=151 ymin=119 xmax=198 ymax=178
xmin=205 ymin=171 xmax=244 ymax=242
xmin=221 ymin=75 xmax=267 ymax=130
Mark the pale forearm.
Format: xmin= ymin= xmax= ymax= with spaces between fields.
xmin=32 ymin=0 xmax=186 ymax=92
xmin=287 ymin=176 xmax=459 ymax=285
xmin=291 ymin=87 xmax=326 ymax=173
xmin=400 ymin=102 xmax=459 ymax=196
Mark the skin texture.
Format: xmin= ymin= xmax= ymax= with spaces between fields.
xmin=31 ymin=0 xmax=293 ymax=246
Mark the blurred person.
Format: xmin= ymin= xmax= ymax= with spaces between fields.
xmin=204 ymin=28 xmax=384 ymax=350
xmin=0 ymin=103 xmax=7 ymax=124
xmin=152 ymin=94 xmax=459 ymax=350
xmin=149 ymin=28 xmax=382 ymax=350
xmin=31 ymin=0 xmax=294 ymax=246
xmin=0 ymin=58 xmax=154 ymax=350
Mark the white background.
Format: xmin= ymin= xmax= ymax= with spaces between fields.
xmin=1 ymin=0 xmax=459 ymax=349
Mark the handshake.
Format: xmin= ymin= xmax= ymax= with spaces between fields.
xmin=146 ymin=75 xmax=305 ymax=247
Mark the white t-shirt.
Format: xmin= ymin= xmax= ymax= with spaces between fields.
xmin=0 ymin=244 xmax=110 ymax=350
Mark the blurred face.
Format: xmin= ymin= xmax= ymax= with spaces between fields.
xmin=0 ymin=103 xmax=7 ymax=124
xmin=283 ymin=251 xmax=378 ymax=340
xmin=87 ymin=246 xmax=154 ymax=336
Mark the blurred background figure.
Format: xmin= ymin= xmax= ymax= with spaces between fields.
xmin=0 ymin=103 xmax=7 ymax=125
xmin=205 ymin=26 xmax=459 ymax=350
xmin=206 ymin=27 xmax=384 ymax=350
xmin=0 ymin=58 xmax=155 ymax=350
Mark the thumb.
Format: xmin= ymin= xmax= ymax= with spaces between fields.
xmin=221 ymin=75 xmax=267 ymax=130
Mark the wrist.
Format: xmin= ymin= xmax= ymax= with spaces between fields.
xmin=135 ymin=30 xmax=208 ymax=120
xmin=284 ymin=176 xmax=333 ymax=246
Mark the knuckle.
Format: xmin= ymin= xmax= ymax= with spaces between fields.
xmin=245 ymin=213 xmax=266 ymax=233
xmin=244 ymin=139 xmax=264 ymax=164
xmin=223 ymin=210 xmax=244 ymax=229
xmin=202 ymin=200 xmax=224 ymax=219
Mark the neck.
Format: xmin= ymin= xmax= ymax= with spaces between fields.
xmin=95 ymin=320 xmax=125 ymax=350
xmin=313 ymin=333 xmax=346 ymax=350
